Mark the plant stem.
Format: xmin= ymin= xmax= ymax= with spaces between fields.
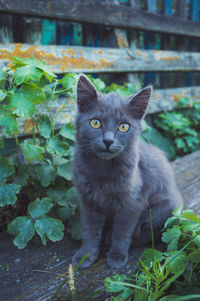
xmin=14 ymin=133 xmax=20 ymax=151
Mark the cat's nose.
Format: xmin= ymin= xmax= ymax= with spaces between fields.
xmin=103 ymin=132 xmax=114 ymax=149
xmin=103 ymin=138 xmax=114 ymax=149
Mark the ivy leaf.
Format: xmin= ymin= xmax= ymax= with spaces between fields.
xmin=0 ymin=184 xmax=21 ymax=207
xmin=46 ymin=136 xmax=70 ymax=156
xmin=13 ymin=65 xmax=43 ymax=85
xmin=7 ymin=216 xmax=35 ymax=249
xmin=57 ymin=161 xmax=73 ymax=181
xmin=0 ymin=157 xmax=15 ymax=182
xmin=162 ymin=226 xmax=181 ymax=251
xmin=70 ymin=215 xmax=81 ymax=240
xmin=28 ymin=197 xmax=53 ymax=219
xmin=14 ymin=165 xmax=29 ymax=186
xmin=34 ymin=217 xmax=64 ymax=245
xmin=34 ymin=160 xmax=56 ymax=187
xmin=23 ymin=141 xmax=44 ymax=164
xmin=0 ymin=110 xmax=19 ymax=137
xmin=37 ymin=115 xmax=52 ymax=138
xmin=67 ymin=186 xmax=79 ymax=207
xmin=59 ymin=123 xmax=76 ymax=141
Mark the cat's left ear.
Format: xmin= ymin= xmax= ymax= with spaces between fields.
xmin=128 ymin=86 xmax=152 ymax=119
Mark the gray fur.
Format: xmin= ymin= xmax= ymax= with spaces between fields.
xmin=72 ymin=75 xmax=183 ymax=269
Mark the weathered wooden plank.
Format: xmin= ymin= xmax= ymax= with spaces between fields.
xmin=1 ymin=43 xmax=200 ymax=74
xmin=0 ymin=149 xmax=200 ymax=300
xmin=1 ymin=0 xmax=200 ymax=38
xmin=4 ymin=86 xmax=199 ymax=139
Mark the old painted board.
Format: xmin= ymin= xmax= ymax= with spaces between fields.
xmin=1 ymin=44 xmax=200 ymax=73
xmin=0 ymin=0 xmax=200 ymax=37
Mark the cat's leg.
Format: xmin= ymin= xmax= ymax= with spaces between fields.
xmin=107 ymin=205 xmax=143 ymax=268
xmin=72 ymin=203 xmax=105 ymax=268
xmin=133 ymin=194 xmax=182 ymax=246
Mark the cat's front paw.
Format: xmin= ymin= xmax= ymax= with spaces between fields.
xmin=72 ymin=248 xmax=98 ymax=269
xmin=106 ymin=251 xmax=128 ymax=268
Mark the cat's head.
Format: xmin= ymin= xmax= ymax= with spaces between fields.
xmin=76 ymin=75 xmax=152 ymax=160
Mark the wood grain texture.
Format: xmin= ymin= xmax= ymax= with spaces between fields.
xmin=1 ymin=0 xmax=200 ymax=37
xmin=1 ymin=43 xmax=200 ymax=73
xmin=0 ymin=150 xmax=200 ymax=300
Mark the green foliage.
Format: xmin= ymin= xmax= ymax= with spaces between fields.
xmin=0 ymin=57 xmax=79 ymax=247
xmin=104 ymin=206 xmax=200 ymax=300
xmin=154 ymin=97 xmax=200 ymax=157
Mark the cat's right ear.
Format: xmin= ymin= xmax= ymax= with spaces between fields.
xmin=77 ymin=75 xmax=98 ymax=112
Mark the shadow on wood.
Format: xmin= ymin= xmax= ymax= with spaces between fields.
xmin=0 ymin=150 xmax=200 ymax=300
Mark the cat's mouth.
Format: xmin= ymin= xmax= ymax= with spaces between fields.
xmin=97 ymin=149 xmax=120 ymax=160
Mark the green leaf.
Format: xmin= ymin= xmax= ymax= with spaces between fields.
xmin=166 ymin=252 xmax=187 ymax=274
xmin=34 ymin=161 xmax=56 ymax=187
xmin=0 ymin=89 xmax=7 ymax=101
xmin=37 ymin=115 xmax=52 ymax=138
xmin=70 ymin=215 xmax=81 ymax=240
xmin=11 ymin=57 xmax=56 ymax=82
xmin=0 ymin=157 xmax=15 ymax=182
xmin=47 ymin=136 xmax=70 ymax=156
xmin=0 ymin=184 xmax=21 ymax=207
xmin=188 ymin=250 xmax=200 ymax=263
xmin=164 ymin=216 xmax=180 ymax=229
xmin=58 ymin=205 xmax=74 ymax=220
xmin=104 ymin=274 xmax=127 ymax=293
xmin=57 ymin=161 xmax=73 ymax=181
xmin=46 ymin=188 xmax=67 ymax=205
xmin=0 ymin=110 xmax=19 ymax=137
xmin=14 ymin=165 xmax=29 ymax=186
xmin=0 ymin=138 xmax=4 ymax=149
xmin=59 ymin=123 xmax=75 ymax=141
xmin=172 ymin=204 xmax=183 ymax=217
xmin=0 ymin=70 xmax=7 ymax=88
xmin=162 ymin=226 xmax=181 ymax=251
xmin=8 ymin=216 xmax=35 ymax=249
xmin=7 ymin=90 xmax=36 ymax=118
xmin=142 ymin=248 xmax=164 ymax=268
xmin=141 ymin=125 xmax=175 ymax=160
xmin=181 ymin=210 xmax=200 ymax=222
xmin=28 ymin=197 xmax=53 ymax=219
xmin=23 ymin=141 xmax=44 ymax=164
xmin=21 ymin=83 xmax=46 ymax=104
xmin=34 ymin=217 xmax=64 ymax=245
xmin=194 ymin=235 xmax=200 ymax=248
xmin=13 ymin=65 xmax=43 ymax=85
xmin=66 ymin=186 xmax=79 ymax=207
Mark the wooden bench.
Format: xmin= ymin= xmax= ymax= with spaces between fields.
xmin=0 ymin=1 xmax=200 ymax=300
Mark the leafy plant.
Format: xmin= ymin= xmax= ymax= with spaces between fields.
xmin=104 ymin=205 xmax=200 ymax=300
xmin=0 ymin=57 xmax=81 ymax=247
xmin=154 ymin=96 xmax=200 ymax=157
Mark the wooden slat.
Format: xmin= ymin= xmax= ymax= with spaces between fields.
xmin=1 ymin=150 xmax=200 ymax=300
xmin=7 ymin=86 xmax=200 ymax=139
xmin=1 ymin=43 xmax=200 ymax=74
xmin=0 ymin=0 xmax=200 ymax=38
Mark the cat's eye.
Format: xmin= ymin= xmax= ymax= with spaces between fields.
xmin=90 ymin=119 xmax=102 ymax=129
xmin=118 ymin=123 xmax=129 ymax=133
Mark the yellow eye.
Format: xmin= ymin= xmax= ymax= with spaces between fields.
xmin=118 ymin=123 xmax=129 ymax=133
xmin=90 ymin=119 xmax=102 ymax=129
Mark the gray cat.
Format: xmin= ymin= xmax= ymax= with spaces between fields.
xmin=72 ymin=75 xmax=183 ymax=269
